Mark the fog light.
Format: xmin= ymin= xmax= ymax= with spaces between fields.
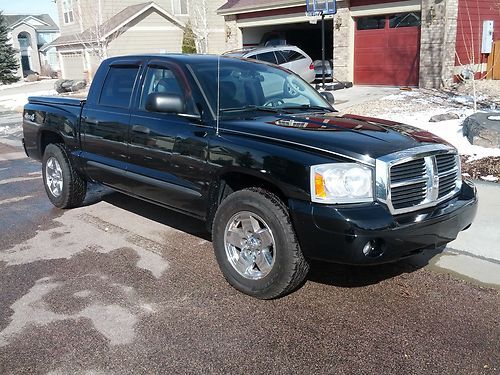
xmin=362 ymin=240 xmax=384 ymax=258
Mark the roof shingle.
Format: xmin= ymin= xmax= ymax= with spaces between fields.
xmin=217 ymin=0 xmax=304 ymax=14
xmin=4 ymin=14 xmax=59 ymax=31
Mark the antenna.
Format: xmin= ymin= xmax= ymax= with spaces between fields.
xmin=216 ymin=55 xmax=220 ymax=136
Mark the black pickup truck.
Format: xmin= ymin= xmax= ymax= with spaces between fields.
xmin=23 ymin=55 xmax=477 ymax=299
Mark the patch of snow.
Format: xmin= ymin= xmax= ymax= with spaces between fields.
xmin=381 ymin=108 xmax=500 ymax=159
xmin=488 ymin=115 xmax=500 ymax=121
xmin=382 ymin=91 xmax=420 ymax=101
xmin=0 ymin=90 xmax=57 ymax=111
xmin=480 ymin=175 xmax=499 ymax=182
xmin=0 ymin=81 xmax=34 ymax=91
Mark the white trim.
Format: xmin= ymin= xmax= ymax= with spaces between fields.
xmin=453 ymin=63 xmax=488 ymax=74
xmin=236 ymin=13 xmax=334 ymax=28
xmin=125 ymin=26 xmax=183 ymax=31
xmin=103 ymin=2 xmax=185 ymax=39
xmin=350 ymin=0 xmax=421 ymax=17
xmin=218 ymin=1 xmax=305 ymax=16
xmin=58 ymin=51 xmax=66 ymax=77
xmin=347 ymin=15 xmax=355 ymax=82
xmin=59 ymin=48 xmax=85 ymax=54
xmin=8 ymin=16 xmax=51 ymax=30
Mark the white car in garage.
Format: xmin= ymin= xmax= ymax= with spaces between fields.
xmin=223 ymin=45 xmax=316 ymax=83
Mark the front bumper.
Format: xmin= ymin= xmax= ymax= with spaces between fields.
xmin=289 ymin=180 xmax=478 ymax=265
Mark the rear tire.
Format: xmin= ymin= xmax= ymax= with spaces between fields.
xmin=212 ymin=187 xmax=309 ymax=299
xmin=42 ymin=143 xmax=87 ymax=208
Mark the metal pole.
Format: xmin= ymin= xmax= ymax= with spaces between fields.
xmin=321 ymin=13 xmax=325 ymax=88
xmin=332 ymin=15 xmax=335 ymax=87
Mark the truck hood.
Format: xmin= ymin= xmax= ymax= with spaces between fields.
xmin=220 ymin=112 xmax=450 ymax=164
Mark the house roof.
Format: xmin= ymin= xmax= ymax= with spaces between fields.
xmin=4 ymin=14 xmax=59 ymax=31
xmin=217 ymin=0 xmax=304 ymax=15
xmin=46 ymin=1 xmax=184 ymax=49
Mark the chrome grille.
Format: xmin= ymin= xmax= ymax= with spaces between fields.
xmin=390 ymin=159 xmax=427 ymax=209
xmin=436 ymin=154 xmax=459 ymax=198
xmin=376 ymin=145 xmax=462 ymax=215
xmin=390 ymin=159 xmax=426 ymax=183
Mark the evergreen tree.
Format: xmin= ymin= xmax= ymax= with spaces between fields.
xmin=0 ymin=11 xmax=19 ymax=84
xmin=182 ymin=22 xmax=197 ymax=54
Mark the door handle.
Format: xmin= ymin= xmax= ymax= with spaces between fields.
xmin=132 ymin=125 xmax=151 ymax=134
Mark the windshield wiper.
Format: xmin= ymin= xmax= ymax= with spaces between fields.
xmin=281 ymin=105 xmax=334 ymax=113
xmin=220 ymin=105 xmax=284 ymax=114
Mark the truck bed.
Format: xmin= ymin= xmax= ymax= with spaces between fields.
xmin=23 ymin=96 xmax=86 ymax=161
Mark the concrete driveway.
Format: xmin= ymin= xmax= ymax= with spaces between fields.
xmin=331 ymin=86 xmax=401 ymax=111
xmin=0 ymin=113 xmax=499 ymax=373
xmin=1 ymin=83 xmax=500 ymax=371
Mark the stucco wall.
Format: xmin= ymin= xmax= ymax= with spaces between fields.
xmin=9 ymin=24 xmax=42 ymax=76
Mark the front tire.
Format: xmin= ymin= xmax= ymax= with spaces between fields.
xmin=42 ymin=143 xmax=87 ymax=208
xmin=212 ymin=187 xmax=309 ymax=299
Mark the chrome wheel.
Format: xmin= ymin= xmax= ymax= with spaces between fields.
xmin=224 ymin=211 xmax=276 ymax=280
xmin=45 ymin=156 xmax=63 ymax=197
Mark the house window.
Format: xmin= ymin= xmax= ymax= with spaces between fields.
xmin=172 ymin=0 xmax=188 ymax=15
xmin=63 ymin=0 xmax=75 ymax=24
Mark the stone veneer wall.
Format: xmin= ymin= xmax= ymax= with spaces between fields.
xmin=223 ymin=15 xmax=243 ymax=51
xmin=332 ymin=0 xmax=353 ymax=82
xmin=419 ymin=0 xmax=459 ymax=88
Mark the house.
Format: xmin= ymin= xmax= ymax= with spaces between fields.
xmin=217 ymin=0 xmax=500 ymax=88
xmin=49 ymin=0 xmax=227 ymax=80
xmin=4 ymin=14 xmax=60 ymax=77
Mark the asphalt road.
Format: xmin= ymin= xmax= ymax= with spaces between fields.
xmin=0 ymin=123 xmax=499 ymax=374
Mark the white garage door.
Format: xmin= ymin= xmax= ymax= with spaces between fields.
xmin=61 ymin=52 xmax=85 ymax=80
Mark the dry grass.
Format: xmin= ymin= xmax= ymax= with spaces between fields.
xmin=461 ymin=156 xmax=500 ymax=182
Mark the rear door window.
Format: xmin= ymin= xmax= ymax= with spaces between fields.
xmin=357 ymin=16 xmax=386 ymax=30
xmin=283 ymin=50 xmax=306 ymax=62
xmin=275 ymin=51 xmax=287 ymax=64
xmin=256 ymin=52 xmax=278 ymax=64
xmin=99 ymin=66 xmax=139 ymax=108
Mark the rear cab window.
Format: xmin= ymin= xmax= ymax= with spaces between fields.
xmin=99 ymin=65 xmax=140 ymax=108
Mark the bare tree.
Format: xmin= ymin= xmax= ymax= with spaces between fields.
xmin=73 ymin=0 xmax=109 ymax=62
xmin=190 ymin=0 xmax=209 ymax=53
xmin=454 ymin=0 xmax=490 ymax=112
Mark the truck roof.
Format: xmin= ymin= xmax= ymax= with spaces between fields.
xmin=104 ymin=54 xmax=242 ymax=65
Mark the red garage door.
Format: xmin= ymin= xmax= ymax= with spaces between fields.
xmin=354 ymin=12 xmax=421 ymax=86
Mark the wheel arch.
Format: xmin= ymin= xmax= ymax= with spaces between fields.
xmin=206 ymin=168 xmax=290 ymax=232
xmin=39 ymin=130 xmax=64 ymax=158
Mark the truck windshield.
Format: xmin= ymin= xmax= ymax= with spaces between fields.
xmin=188 ymin=58 xmax=332 ymax=117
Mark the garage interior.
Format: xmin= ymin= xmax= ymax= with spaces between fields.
xmin=241 ymin=20 xmax=334 ymax=62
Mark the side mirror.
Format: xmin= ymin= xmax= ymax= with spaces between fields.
xmin=146 ymin=93 xmax=184 ymax=114
xmin=320 ymin=91 xmax=335 ymax=105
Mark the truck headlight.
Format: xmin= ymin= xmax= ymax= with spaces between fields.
xmin=311 ymin=163 xmax=374 ymax=204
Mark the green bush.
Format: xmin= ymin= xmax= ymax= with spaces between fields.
xmin=0 ymin=11 xmax=20 ymax=84
xmin=182 ymin=22 xmax=197 ymax=54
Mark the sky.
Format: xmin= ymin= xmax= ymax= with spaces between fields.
xmin=0 ymin=0 xmax=59 ymax=25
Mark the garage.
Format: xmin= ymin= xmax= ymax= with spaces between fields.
xmin=354 ymin=12 xmax=421 ymax=86
xmin=241 ymin=21 xmax=333 ymax=62
xmin=60 ymin=52 xmax=85 ymax=80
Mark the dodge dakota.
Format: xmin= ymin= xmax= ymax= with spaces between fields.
xmin=23 ymin=55 xmax=477 ymax=299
